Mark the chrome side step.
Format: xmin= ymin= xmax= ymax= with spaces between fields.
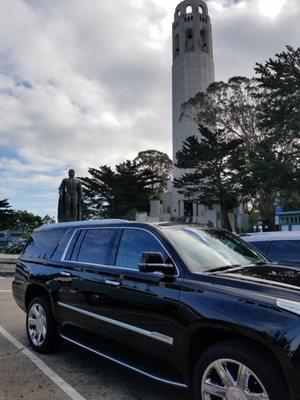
xmin=60 ymin=333 xmax=187 ymax=389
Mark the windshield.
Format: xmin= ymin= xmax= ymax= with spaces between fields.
xmin=163 ymin=226 xmax=267 ymax=273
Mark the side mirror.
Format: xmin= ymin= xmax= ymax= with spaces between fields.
xmin=138 ymin=252 xmax=176 ymax=275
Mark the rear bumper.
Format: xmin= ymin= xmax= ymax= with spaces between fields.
xmin=12 ymin=279 xmax=26 ymax=312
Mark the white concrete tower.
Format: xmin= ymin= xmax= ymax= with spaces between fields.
xmin=172 ymin=0 xmax=215 ymax=178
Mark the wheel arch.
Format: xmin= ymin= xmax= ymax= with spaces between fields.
xmin=187 ymin=323 xmax=292 ymax=398
xmin=25 ymin=284 xmax=50 ymax=310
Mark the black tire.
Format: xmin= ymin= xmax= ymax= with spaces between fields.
xmin=193 ymin=340 xmax=289 ymax=400
xmin=26 ymin=295 xmax=58 ymax=353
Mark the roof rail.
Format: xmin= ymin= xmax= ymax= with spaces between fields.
xmin=36 ymin=219 xmax=127 ymax=231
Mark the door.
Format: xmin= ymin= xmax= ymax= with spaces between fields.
xmin=55 ymin=227 xmax=118 ymax=329
xmin=57 ymin=226 xmax=184 ymax=364
xmin=97 ymin=227 xmax=183 ymax=362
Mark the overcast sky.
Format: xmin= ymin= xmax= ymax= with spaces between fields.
xmin=0 ymin=0 xmax=299 ymax=218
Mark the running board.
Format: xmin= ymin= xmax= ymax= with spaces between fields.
xmin=59 ymin=332 xmax=187 ymax=389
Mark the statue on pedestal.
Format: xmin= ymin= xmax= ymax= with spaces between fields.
xmin=58 ymin=169 xmax=82 ymax=222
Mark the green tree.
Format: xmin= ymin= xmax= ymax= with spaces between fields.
xmin=255 ymin=46 xmax=300 ymax=144
xmin=114 ymin=160 xmax=151 ymax=217
xmin=174 ymin=125 xmax=245 ymax=231
xmin=42 ymin=215 xmax=55 ymax=225
xmin=180 ymin=63 xmax=299 ymax=228
xmin=134 ymin=150 xmax=173 ymax=193
xmin=10 ymin=210 xmax=43 ymax=232
xmin=246 ymin=139 xmax=298 ymax=229
xmin=181 ymin=76 xmax=262 ymax=146
xmin=0 ymin=199 xmax=13 ymax=230
xmin=81 ymin=160 xmax=151 ymax=219
xmin=254 ymin=45 xmax=300 ymax=214
xmin=81 ymin=165 xmax=117 ymax=219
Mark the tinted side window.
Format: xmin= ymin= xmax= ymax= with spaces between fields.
xmin=76 ymin=229 xmax=115 ymax=265
xmin=268 ymin=240 xmax=300 ymax=262
xmin=250 ymin=241 xmax=270 ymax=254
xmin=116 ymin=229 xmax=165 ymax=270
xmin=23 ymin=229 xmax=67 ymax=259
xmin=70 ymin=230 xmax=86 ymax=261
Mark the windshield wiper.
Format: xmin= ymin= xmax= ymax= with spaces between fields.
xmin=253 ymin=261 xmax=267 ymax=265
xmin=206 ymin=261 xmax=267 ymax=273
xmin=205 ymin=265 xmax=241 ymax=273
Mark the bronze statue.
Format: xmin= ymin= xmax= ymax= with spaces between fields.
xmin=58 ymin=169 xmax=82 ymax=222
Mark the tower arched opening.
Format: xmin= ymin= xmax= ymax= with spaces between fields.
xmin=200 ymin=28 xmax=208 ymax=50
xmin=185 ymin=28 xmax=194 ymax=51
xmin=186 ymin=5 xmax=193 ymax=14
xmin=174 ymin=34 xmax=180 ymax=58
xmin=176 ymin=9 xmax=181 ymax=16
xmin=199 ymin=6 xmax=203 ymax=14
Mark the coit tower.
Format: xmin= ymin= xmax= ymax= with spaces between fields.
xmin=172 ymin=0 xmax=215 ymax=179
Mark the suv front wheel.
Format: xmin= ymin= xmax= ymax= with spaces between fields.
xmin=26 ymin=295 xmax=57 ymax=353
xmin=193 ymin=340 xmax=288 ymax=400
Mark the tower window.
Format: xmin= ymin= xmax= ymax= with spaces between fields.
xmin=199 ymin=6 xmax=203 ymax=14
xmin=174 ymin=34 xmax=180 ymax=58
xmin=176 ymin=9 xmax=180 ymax=16
xmin=186 ymin=5 xmax=192 ymax=14
xmin=185 ymin=28 xmax=194 ymax=51
xmin=200 ymin=29 xmax=208 ymax=50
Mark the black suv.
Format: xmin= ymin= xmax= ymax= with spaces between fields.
xmin=12 ymin=220 xmax=300 ymax=400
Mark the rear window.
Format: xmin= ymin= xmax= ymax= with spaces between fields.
xmin=23 ymin=229 xmax=67 ymax=259
xmin=268 ymin=240 xmax=300 ymax=262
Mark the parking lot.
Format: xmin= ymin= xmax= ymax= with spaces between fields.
xmin=0 ymin=276 xmax=189 ymax=400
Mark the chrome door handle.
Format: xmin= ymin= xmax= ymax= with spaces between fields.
xmin=60 ymin=271 xmax=71 ymax=277
xmin=104 ymin=280 xmax=120 ymax=287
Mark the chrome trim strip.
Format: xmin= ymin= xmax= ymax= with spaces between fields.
xmin=60 ymin=334 xmax=187 ymax=388
xmin=60 ymin=226 xmax=180 ymax=278
xmin=61 ymin=229 xmax=78 ymax=261
xmin=104 ymin=280 xmax=120 ymax=286
xmin=60 ymin=271 xmax=71 ymax=277
xmin=58 ymin=302 xmax=174 ymax=346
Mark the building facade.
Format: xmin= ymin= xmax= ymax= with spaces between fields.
xmin=279 ymin=211 xmax=300 ymax=231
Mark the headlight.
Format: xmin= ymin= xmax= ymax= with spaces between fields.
xmin=276 ymin=298 xmax=300 ymax=316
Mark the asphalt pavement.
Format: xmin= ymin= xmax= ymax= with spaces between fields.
xmin=0 ymin=277 xmax=190 ymax=400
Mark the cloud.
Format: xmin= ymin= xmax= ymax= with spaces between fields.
xmin=0 ymin=0 xmax=299 ymax=216
xmin=258 ymin=0 xmax=288 ymax=19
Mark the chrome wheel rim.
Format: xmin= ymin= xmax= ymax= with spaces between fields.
xmin=201 ymin=358 xmax=270 ymax=400
xmin=27 ymin=303 xmax=47 ymax=347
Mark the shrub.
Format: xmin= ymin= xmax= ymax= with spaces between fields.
xmin=5 ymin=239 xmax=26 ymax=255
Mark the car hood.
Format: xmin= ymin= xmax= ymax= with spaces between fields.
xmin=217 ymin=263 xmax=300 ymax=290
